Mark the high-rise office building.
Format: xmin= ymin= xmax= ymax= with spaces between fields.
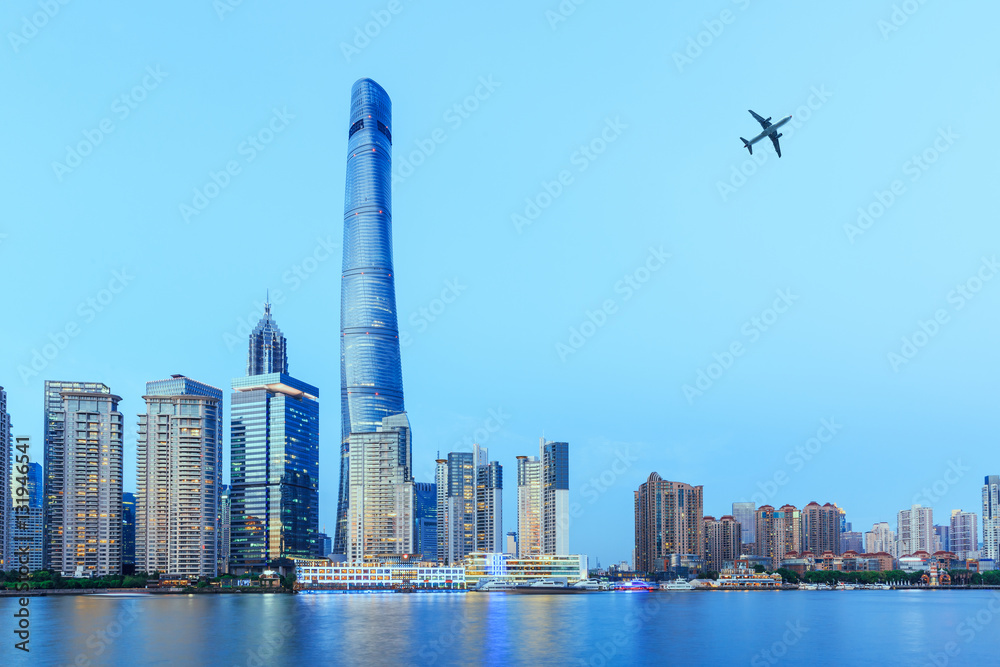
xmin=516 ymin=455 xmax=541 ymax=558
xmin=121 ymin=492 xmax=135 ymax=573
xmin=541 ymin=440 xmax=569 ymax=556
xmin=634 ymin=473 xmax=705 ymax=573
xmin=414 ymin=482 xmax=437 ymax=561
xmin=336 ymin=78 xmax=406 ymax=555
xmin=864 ymin=522 xmax=896 ymax=557
xmin=950 ymin=510 xmax=978 ymax=562
xmin=137 ymin=376 xmax=222 ymax=578
xmin=346 ymin=413 xmax=413 ymax=562
xmin=9 ymin=460 xmax=43 ymax=573
xmin=933 ymin=524 xmax=950 ymax=553
xmin=984 ymin=475 xmax=1000 ymax=562
xmin=755 ymin=505 xmax=802 ymax=569
xmin=704 ymin=515 xmax=742 ymax=572
xmin=506 ymin=531 xmax=518 ymax=555
xmin=0 ymin=386 xmax=10 ymax=570
xmin=476 ymin=460 xmax=503 ymax=553
xmin=247 ymin=300 xmax=287 ymax=376
xmin=231 ymin=304 xmax=319 ymax=572
xmin=219 ymin=484 xmax=231 ymax=574
xmin=897 ymin=505 xmax=934 ymax=556
xmin=43 ymin=381 xmax=124 ymax=577
xmin=732 ymin=501 xmax=756 ymax=547
xmin=803 ymin=502 xmax=841 ymax=555
xmin=840 ymin=531 xmax=864 ymax=554
xmin=439 ymin=452 xmax=474 ymax=564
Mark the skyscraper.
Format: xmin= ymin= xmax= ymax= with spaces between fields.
xmin=231 ymin=304 xmax=320 ymax=572
xmin=414 ymin=482 xmax=437 ymax=561
xmin=732 ymin=501 xmax=756 ymax=547
xmin=755 ymin=505 xmax=802 ymax=569
xmin=704 ymin=515 xmax=742 ymax=572
xmin=43 ymin=381 xmax=124 ymax=577
xmin=541 ymin=440 xmax=570 ymax=555
xmin=983 ymin=476 xmax=1000 ymax=561
xmin=137 ymin=376 xmax=222 ymax=578
xmin=634 ymin=473 xmax=705 ymax=573
xmin=440 ymin=451 xmax=475 ymax=564
xmin=864 ymin=522 xmax=896 ymax=558
xmin=515 ymin=455 xmax=541 ymax=558
xmin=476 ymin=460 xmax=503 ymax=553
xmin=0 ymin=386 xmax=10 ymax=570
xmin=897 ymin=505 xmax=934 ymax=556
xmin=803 ymin=502 xmax=841 ymax=555
xmin=121 ymin=492 xmax=135 ymax=573
xmin=950 ymin=510 xmax=977 ymax=562
xmin=247 ymin=300 xmax=287 ymax=376
xmin=346 ymin=413 xmax=414 ymax=562
xmin=9 ymin=460 xmax=43 ymax=573
xmin=336 ymin=78 xmax=406 ymax=555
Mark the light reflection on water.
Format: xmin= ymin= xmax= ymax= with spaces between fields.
xmin=6 ymin=590 xmax=1000 ymax=666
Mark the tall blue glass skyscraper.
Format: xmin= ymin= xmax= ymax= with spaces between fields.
xmin=231 ymin=304 xmax=319 ymax=572
xmin=335 ymin=78 xmax=406 ymax=554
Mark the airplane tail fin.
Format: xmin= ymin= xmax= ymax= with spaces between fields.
xmin=741 ymin=138 xmax=752 ymax=155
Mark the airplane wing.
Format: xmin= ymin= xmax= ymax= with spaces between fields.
xmin=749 ymin=110 xmax=771 ymax=129
xmin=769 ymin=132 xmax=782 ymax=158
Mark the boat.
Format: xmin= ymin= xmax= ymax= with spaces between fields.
xmin=617 ymin=579 xmax=657 ymax=592
xmin=660 ymin=578 xmax=694 ymax=591
xmin=472 ymin=578 xmax=517 ymax=592
xmin=798 ymin=583 xmax=818 ymax=591
xmin=571 ymin=579 xmax=604 ymax=591
xmin=507 ymin=579 xmax=590 ymax=594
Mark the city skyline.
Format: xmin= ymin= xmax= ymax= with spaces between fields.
xmin=3 ymin=4 xmax=998 ymax=566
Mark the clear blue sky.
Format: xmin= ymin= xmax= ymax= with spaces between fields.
xmin=2 ymin=1 xmax=998 ymax=564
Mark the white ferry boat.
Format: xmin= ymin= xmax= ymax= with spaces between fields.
xmin=660 ymin=578 xmax=695 ymax=591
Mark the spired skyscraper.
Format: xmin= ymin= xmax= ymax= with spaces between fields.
xmin=231 ymin=301 xmax=320 ymax=572
xmin=336 ymin=78 xmax=406 ymax=555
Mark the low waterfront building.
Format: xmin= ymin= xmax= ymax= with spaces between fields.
xmin=463 ymin=552 xmax=588 ymax=587
xmin=293 ymin=558 xmax=465 ymax=591
xmin=717 ymin=559 xmax=782 ymax=588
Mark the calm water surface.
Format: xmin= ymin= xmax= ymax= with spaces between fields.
xmin=5 ymin=590 xmax=1000 ymax=666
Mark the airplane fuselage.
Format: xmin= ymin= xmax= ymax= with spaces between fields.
xmin=748 ymin=115 xmax=792 ymax=145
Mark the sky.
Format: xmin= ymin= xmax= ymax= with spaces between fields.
xmin=2 ymin=1 xmax=998 ymax=565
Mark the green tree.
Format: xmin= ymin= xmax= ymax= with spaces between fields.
xmin=775 ymin=568 xmax=800 ymax=584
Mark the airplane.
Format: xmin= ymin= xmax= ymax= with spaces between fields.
xmin=740 ymin=110 xmax=792 ymax=158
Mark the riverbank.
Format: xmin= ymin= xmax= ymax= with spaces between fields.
xmin=0 ymin=587 xmax=292 ymax=597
